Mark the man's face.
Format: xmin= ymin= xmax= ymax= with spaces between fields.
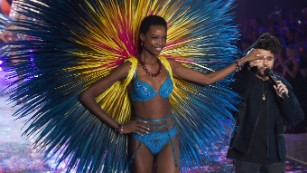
xmin=249 ymin=49 xmax=275 ymax=76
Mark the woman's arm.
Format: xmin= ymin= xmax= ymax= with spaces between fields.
xmin=169 ymin=49 xmax=263 ymax=85
xmin=79 ymin=62 xmax=131 ymax=129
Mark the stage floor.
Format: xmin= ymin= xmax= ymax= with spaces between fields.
xmin=0 ymin=70 xmax=307 ymax=173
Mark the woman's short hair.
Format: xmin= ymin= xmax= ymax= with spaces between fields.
xmin=140 ymin=15 xmax=167 ymax=34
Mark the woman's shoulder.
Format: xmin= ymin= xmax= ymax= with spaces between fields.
xmin=114 ymin=60 xmax=132 ymax=71
xmin=108 ymin=60 xmax=134 ymax=80
xmin=163 ymin=58 xmax=176 ymax=64
xmin=161 ymin=57 xmax=180 ymax=69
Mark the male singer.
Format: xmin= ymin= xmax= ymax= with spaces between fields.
xmin=227 ymin=33 xmax=304 ymax=173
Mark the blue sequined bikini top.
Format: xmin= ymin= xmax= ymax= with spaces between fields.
xmin=129 ymin=70 xmax=174 ymax=101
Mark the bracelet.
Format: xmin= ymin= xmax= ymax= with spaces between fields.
xmin=234 ymin=59 xmax=242 ymax=72
xmin=115 ymin=123 xmax=124 ymax=134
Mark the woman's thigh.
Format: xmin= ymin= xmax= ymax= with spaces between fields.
xmin=155 ymin=135 xmax=180 ymax=173
xmin=129 ymin=136 xmax=154 ymax=173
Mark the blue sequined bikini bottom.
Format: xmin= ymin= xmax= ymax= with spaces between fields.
xmin=130 ymin=114 xmax=178 ymax=166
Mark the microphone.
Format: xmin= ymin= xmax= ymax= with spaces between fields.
xmin=264 ymin=68 xmax=289 ymax=99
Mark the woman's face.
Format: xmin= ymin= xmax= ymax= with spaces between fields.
xmin=140 ymin=25 xmax=167 ymax=56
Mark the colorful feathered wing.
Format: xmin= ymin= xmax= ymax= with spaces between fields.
xmin=2 ymin=0 xmax=240 ymax=172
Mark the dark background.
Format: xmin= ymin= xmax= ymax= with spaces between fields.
xmin=236 ymin=0 xmax=307 ymax=24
